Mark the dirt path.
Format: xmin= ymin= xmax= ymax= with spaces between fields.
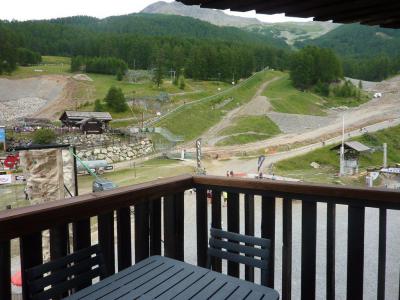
xmin=192 ymin=75 xmax=400 ymax=156
xmin=201 ymin=76 xmax=280 ymax=146
xmin=204 ymin=117 xmax=400 ymax=176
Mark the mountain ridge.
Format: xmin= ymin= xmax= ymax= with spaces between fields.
xmin=141 ymin=1 xmax=340 ymax=45
xmin=141 ymin=1 xmax=262 ymax=27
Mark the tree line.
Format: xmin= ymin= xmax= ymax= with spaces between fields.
xmin=0 ymin=15 xmax=290 ymax=81
xmin=0 ymin=25 xmax=41 ymax=74
xmin=296 ymin=24 xmax=400 ymax=81
xmin=71 ymin=56 xmax=128 ymax=75
xmin=290 ymin=46 xmax=342 ymax=90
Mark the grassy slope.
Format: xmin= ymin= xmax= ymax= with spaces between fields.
xmin=3 ymin=56 xmax=233 ymax=122
xmin=157 ymin=70 xmax=283 ymax=141
xmin=264 ymin=74 xmax=369 ymax=116
xmin=264 ymin=75 xmax=326 ymax=116
xmin=217 ymin=116 xmax=281 ymax=146
xmin=275 ymin=125 xmax=400 ymax=184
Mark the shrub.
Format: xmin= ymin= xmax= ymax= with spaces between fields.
xmin=94 ymin=99 xmax=104 ymax=112
xmin=33 ymin=128 xmax=56 ymax=144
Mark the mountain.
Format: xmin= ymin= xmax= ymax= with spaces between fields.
xmin=247 ymin=22 xmax=340 ymax=46
xmin=297 ymin=23 xmax=400 ymax=58
xmin=141 ymin=1 xmax=339 ymax=46
xmin=141 ymin=1 xmax=261 ymax=27
xmin=95 ymin=13 xmax=288 ymax=47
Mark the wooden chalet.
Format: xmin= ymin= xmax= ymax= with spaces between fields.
xmin=59 ymin=111 xmax=112 ymax=129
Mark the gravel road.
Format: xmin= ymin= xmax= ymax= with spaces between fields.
xmin=0 ymin=76 xmax=67 ymax=122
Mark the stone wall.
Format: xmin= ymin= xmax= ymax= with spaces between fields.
xmin=75 ymin=139 xmax=153 ymax=164
xmin=57 ymin=134 xmax=122 ymax=148
xmin=56 ymin=134 xmax=153 ymax=163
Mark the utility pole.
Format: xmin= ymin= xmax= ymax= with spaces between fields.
xmin=339 ymin=116 xmax=345 ymax=176
xmin=383 ymin=143 xmax=387 ymax=168
xmin=169 ymin=69 xmax=176 ymax=82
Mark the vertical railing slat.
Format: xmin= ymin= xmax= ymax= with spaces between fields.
xmin=347 ymin=206 xmax=365 ymax=299
xmin=262 ymin=195 xmax=276 ymax=288
xmin=175 ymin=192 xmax=185 ymax=261
xmin=164 ymin=193 xmax=184 ymax=261
xmin=49 ymin=224 xmax=69 ymax=298
xmin=98 ymin=212 xmax=115 ymax=278
xmin=135 ymin=200 xmax=150 ymax=263
xmin=117 ymin=207 xmax=132 ymax=270
xmin=211 ymin=190 xmax=222 ymax=272
xmin=245 ymin=194 xmax=255 ymax=282
xmin=227 ymin=192 xmax=240 ymax=278
xmin=20 ymin=232 xmax=43 ymax=300
xmin=378 ymin=208 xmax=387 ymax=300
xmin=301 ymin=201 xmax=317 ymax=300
xmin=196 ymin=188 xmax=208 ymax=267
xmin=149 ymin=198 xmax=162 ymax=256
xmin=0 ymin=240 xmax=11 ymax=300
xmin=72 ymin=218 xmax=91 ymax=290
xmin=282 ymin=198 xmax=292 ymax=300
xmin=327 ymin=202 xmax=336 ymax=300
xmin=50 ymin=224 xmax=69 ymax=261
xmin=73 ymin=218 xmax=91 ymax=251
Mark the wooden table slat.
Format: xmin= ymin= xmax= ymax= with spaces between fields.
xmin=191 ymin=277 xmax=228 ymax=300
xmin=67 ymin=259 xmax=162 ymax=299
xmin=89 ymin=262 xmax=169 ymax=299
xmin=150 ymin=268 xmax=209 ymax=299
xmin=140 ymin=268 xmax=195 ymax=299
xmin=210 ymin=282 xmax=239 ymax=298
xmin=65 ymin=256 xmax=279 ymax=300
xmin=227 ymin=285 xmax=253 ymax=299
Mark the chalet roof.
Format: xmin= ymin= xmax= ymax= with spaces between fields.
xmin=177 ymin=0 xmax=400 ymax=28
xmin=60 ymin=111 xmax=112 ymax=121
xmin=76 ymin=117 xmax=102 ymax=125
xmin=331 ymin=141 xmax=371 ymax=152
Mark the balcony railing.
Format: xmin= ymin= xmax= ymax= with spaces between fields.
xmin=1 ymin=174 xmax=400 ymax=300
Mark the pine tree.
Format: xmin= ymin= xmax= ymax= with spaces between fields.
xmin=153 ymin=49 xmax=164 ymax=87
xmin=104 ymin=87 xmax=128 ymax=112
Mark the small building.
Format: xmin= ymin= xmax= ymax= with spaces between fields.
xmin=59 ymin=111 xmax=112 ymax=132
xmin=331 ymin=141 xmax=371 ymax=175
xmin=77 ymin=118 xmax=105 ymax=134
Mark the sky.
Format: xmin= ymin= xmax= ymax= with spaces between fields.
xmin=0 ymin=0 xmax=311 ymax=23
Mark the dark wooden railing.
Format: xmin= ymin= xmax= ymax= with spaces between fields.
xmin=1 ymin=174 xmax=400 ymax=300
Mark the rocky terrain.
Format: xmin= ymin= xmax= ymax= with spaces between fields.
xmin=142 ymin=1 xmax=261 ymax=27
xmin=58 ymin=134 xmax=154 ymax=163
xmin=0 ymin=76 xmax=68 ymax=122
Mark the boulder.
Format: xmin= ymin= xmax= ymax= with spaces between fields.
xmin=310 ymin=162 xmax=320 ymax=169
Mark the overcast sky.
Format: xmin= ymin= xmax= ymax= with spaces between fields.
xmin=0 ymin=0 xmax=311 ymax=23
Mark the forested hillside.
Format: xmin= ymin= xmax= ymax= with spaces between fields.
xmin=298 ymin=24 xmax=400 ymax=58
xmin=297 ymin=24 xmax=400 ymax=81
xmin=0 ymin=14 xmax=290 ymax=80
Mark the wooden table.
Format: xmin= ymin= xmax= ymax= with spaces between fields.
xmin=66 ymin=255 xmax=279 ymax=299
